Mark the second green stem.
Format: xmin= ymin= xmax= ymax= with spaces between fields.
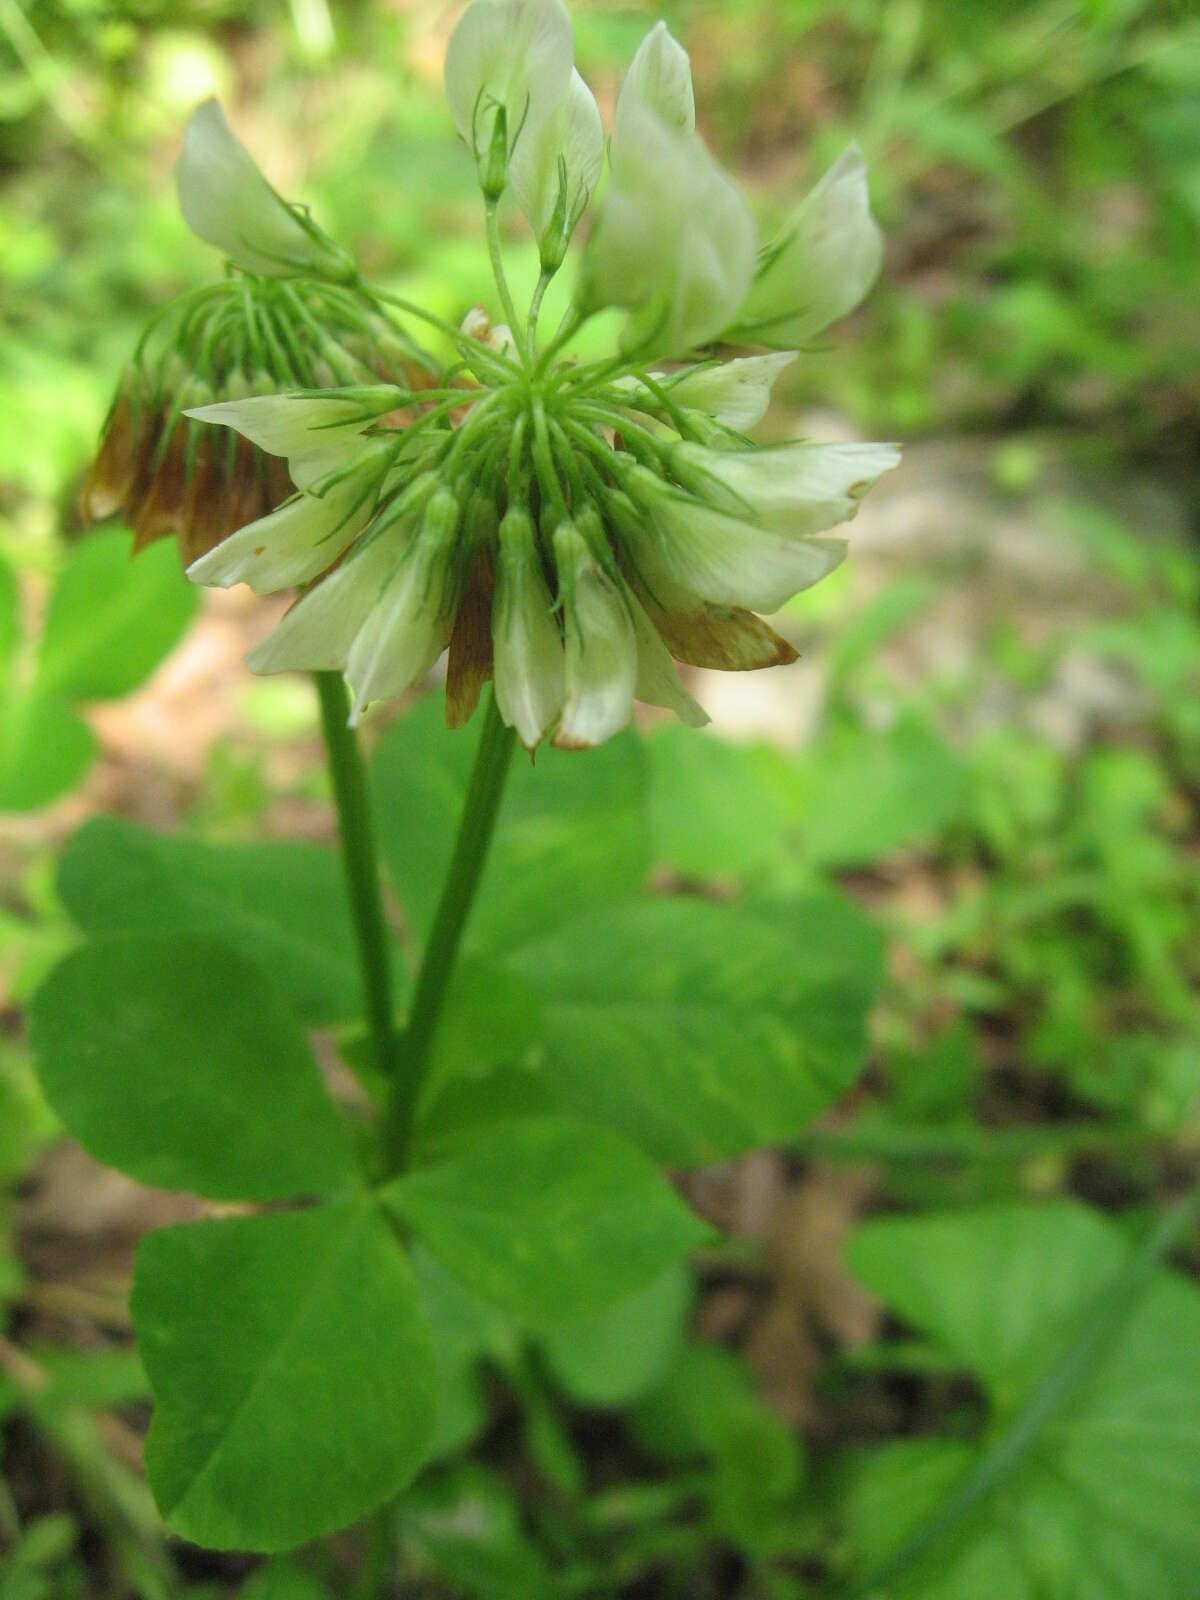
xmin=382 ymin=688 xmax=516 ymax=1173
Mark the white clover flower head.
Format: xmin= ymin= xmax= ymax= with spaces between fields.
xmin=177 ymin=100 xmax=357 ymax=283
xmin=172 ymin=2 xmax=898 ymax=749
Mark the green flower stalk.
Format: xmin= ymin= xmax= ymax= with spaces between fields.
xmin=139 ymin=0 xmax=900 ymax=747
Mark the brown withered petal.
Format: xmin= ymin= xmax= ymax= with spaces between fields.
xmin=445 ymin=542 xmax=496 ymax=729
xmin=178 ymin=432 xmax=231 ymax=568
xmin=130 ymin=423 xmax=192 ymax=554
xmin=81 ymin=397 xmax=152 ymax=523
xmin=640 ymin=588 xmax=798 ymax=671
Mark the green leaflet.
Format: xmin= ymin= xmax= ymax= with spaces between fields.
xmin=0 ymin=532 xmax=197 ymax=813
xmin=540 ymin=1261 xmax=694 ymax=1408
xmin=30 ymin=931 xmax=356 ymax=1201
xmin=34 ymin=529 xmax=198 ymax=703
xmin=645 ymin=723 xmax=798 ymax=880
xmin=57 ymin=817 xmax=386 ymax=1026
xmin=839 ymin=1200 xmax=1200 ymax=1598
xmin=0 ymin=693 xmax=95 ymax=812
xmin=498 ymin=894 xmax=882 ymax=1165
xmin=134 ymin=1201 xmax=436 ymax=1552
xmin=386 ymin=1117 xmax=709 ymax=1331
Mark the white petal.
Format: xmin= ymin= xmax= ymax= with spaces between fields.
xmin=554 ymin=523 xmax=637 ymax=748
xmin=444 ymin=0 xmax=574 ymax=161
xmin=629 ymin=591 xmax=708 ymax=727
xmin=185 ymin=392 xmax=402 ymax=458
xmin=187 ymin=394 xmax=404 ymax=493
xmin=493 ymin=511 xmax=565 ymax=748
xmin=246 ymin=533 xmax=402 ymax=675
xmin=509 ymin=68 xmax=603 ymax=255
xmin=343 ymin=561 xmax=452 ymax=718
xmin=343 ymin=493 xmax=461 ymax=714
xmin=583 ymin=109 xmax=757 ymax=359
xmin=187 ymin=478 xmax=376 ymax=594
xmin=669 ymin=439 xmax=901 ymax=532
xmin=621 ymin=467 xmax=848 ymax=613
xmin=176 ymin=100 xmax=354 ymax=282
xmin=669 ymin=351 xmax=797 ymax=430
xmin=647 ymin=155 xmax=757 ymax=356
xmin=734 ymin=144 xmax=883 ymax=345
xmin=614 ymin=22 xmax=695 ymax=150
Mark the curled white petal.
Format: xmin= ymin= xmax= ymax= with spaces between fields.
xmin=443 ymin=0 xmax=574 ymax=161
xmin=668 ymin=352 xmax=798 ymax=430
xmin=247 ymin=533 xmax=402 ymax=675
xmin=628 ymin=591 xmax=708 ymax=727
xmin=176 ymin=100 xmax=354 ymax=281
xmin=733 ymin=144 xmax=883 ymax=345
xmin=493 ymin=509 xmax=565 ymax=748
xmin=187 ymin=477 xmax=377 ymax=594
xmin=620 ymin=465 xmax=848 ymax=613
xmin=668 ymin=439 xmax=901 ymax=533
xmin=509 ymin=68 xmax=603 ymax=260
xmin=614 ymin=21 xmax=695 ymax=151
xmin=186 ymin=391 xmax=400 ymax=458
xmin=554 ymin=522 xmax=637 ymax=748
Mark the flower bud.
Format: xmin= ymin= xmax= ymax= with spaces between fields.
xmin=187 ymin=449 xmax=384 ymax=594
xmin=176 ymin=100 xmax=357 ymax=283
xmin=493 ymin=507 xmax=565 ymax=748
xmin=617 ymin=460 xmax=848 ymax=615
xmin=552 ymin=517 xmax=637 ymax=748
xmin=343 ymin=486 xmax=463 ymax=717
xmin=443 ymin=0 xmax=574 ymax=194
xmin=509 ymin=68 xmax=603 ymax=271
xmin=186 ymin=388 xmax=407 ymax=494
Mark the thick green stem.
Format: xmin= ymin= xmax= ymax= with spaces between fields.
xmin=314 ymin=671 xmax=399 ymax=1090
xmin=382 ymin=689 xmax=516 ymax=1172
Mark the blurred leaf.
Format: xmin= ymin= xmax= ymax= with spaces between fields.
xmin=541 ymin=1261 xmax=694 ymax=1408
xmin=240 ymin=1562 xmax=331 ymax=1600
xmin=0 ymin=692 xmax=95 ymax=812
xmin=370 ymin=693 xmax=649 ymax=950
xmin=134 ymin=1202 xmax=435 ymax=1552
xmin=35 ymin=530 xmax=197 ymax=703
xmin=646 ymin=725 xmax=796 ymax=879
xmin=400 ymin=1464 xmax=553 ymax=1600
xmin=24 ymin=1347 xmax=149 ymax=1414
xmin=57 ymin=817 xmax=378 ymax=1025
xmin=386 ymin=1118 xmax=709 ymax=1332
xmin=796 ymin=718 xmax=969 ymax=868
xmin=414 ymin=1058 xmax=558 ymax=1164
xmin=0 ymin=556 xmax=18 ymax=687
xmin=31 ymin=932 xmax=356 ymax=1200
xmin=634 ymin=1341 xmax=803 ymax=1547
xmin=501 ymin=894 xmax=883 ymax=1165
xmin=827 ymin=577 xmax=935 ymax=689
xmin=841 ymin=1201 xmax=1200 ymax=1597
